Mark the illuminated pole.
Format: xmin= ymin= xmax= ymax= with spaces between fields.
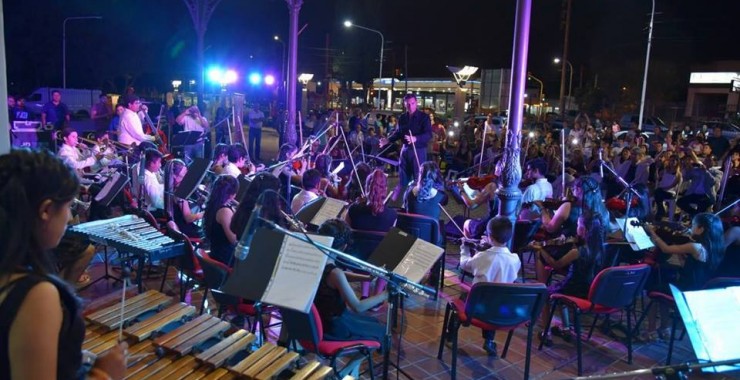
xmin=637 ymin=0 xmax=656 ymax=131
xmin=285 ymin=0 xmax=303 ymax=146
xmin=344 ymin=21 xmax=384 ymax=110
xmin=1 ymin=4 xmax=9 ymax=153
xmin=63 ymin=16 xmax=102 ymax=88
xmin=497 ymin=0 xmax=532 ymax=248
xmin=274 ymin=35 xmax=287 ymax=107
xmin=554 ymin=57 xmax=573 ymax=102
xmin=558 ymin=0 xmax=571 ymax=116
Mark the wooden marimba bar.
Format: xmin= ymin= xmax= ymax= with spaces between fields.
xmin=83 ymin=291 xmax=340 ymax=380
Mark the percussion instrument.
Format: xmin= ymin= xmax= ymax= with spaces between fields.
xmin=83 ymin=290 xmax=339 ymax=380
xmin=67 ymin=215 xmax=185 ymax=291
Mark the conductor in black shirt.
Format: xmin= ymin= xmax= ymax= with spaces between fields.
xmin=380 ymin=93 xmax=432 ymax=200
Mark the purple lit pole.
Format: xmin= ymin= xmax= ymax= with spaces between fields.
xmin=496 ymin=0 xmax=532 ymax=247
xmin=284 ymin=0 xmax=303 ymax=146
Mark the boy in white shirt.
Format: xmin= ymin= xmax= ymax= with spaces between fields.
xmin=458 ymin=216 xmax=521 ymax=357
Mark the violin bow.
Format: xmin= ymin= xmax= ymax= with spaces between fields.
xmin=337 ymin=115 xmax=366 ymax=199
xmin=438 ymin=203 xmax=465 ymax=236
xmin=478 ymin=121 xmax=487 ymax=177
xmin=408 ymin=129 xmax=422 ymax=170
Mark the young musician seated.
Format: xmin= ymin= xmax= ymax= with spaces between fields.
xmin=315 ymin=219 xmax=387 ymax=346
xmin=0 ymin=149 xmax=126 ymax=380
xmin=314 ymin=153 xmax=340 ymax=199
xmin=231 ymin=173 xmax=287 ymax=259
xmin=457 ymin=177 xmax=499 ymax=240
xmin=457 ymin=216 xmax=520 ymax=357
xmin=275 ymin=144 xmax=306 ymax=203
xmin=57 ymin=127 xmax=98 ymax=176
xmin=346 ymin=169 xmax=397 ymax=232
xmin=141 ymin=149 xmax=165 ymax=213
xmin=164 ymin=159 xmax=204 ymax=239
xmin=536 ymin=212 xmax=607 ymax=345
xmin=519 ymin=158 xmax=553 ymax=221
xmin=642 ymin=213 xmax=725 ymax=341
xmin=211 ymin=143 xmax=230 ymax=175
xmin=291 ymin=169 xmax=321 ymax=214
xmin=403 ymin=161 xmax=447 ymax=219
xmin=344 ymin=162 xmax=371 ymax=203
xmin=203 ymin=175 xmax=239 ymax=266
xmin=223 ymin=144 xmax=248 ymax=178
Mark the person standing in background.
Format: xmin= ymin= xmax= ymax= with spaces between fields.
xmin=41 ymin=90 xmax=71 ymax=130
xmin=248 ymin=103 xmax=265 ymax=162
xmin=91 ymin=94 xmax=113 ymax=134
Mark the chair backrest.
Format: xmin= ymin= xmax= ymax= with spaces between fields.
xmin=589 ymin=264 xmax=651 ymax=309
xmin=512 ymin=220 xmax=542 ymax=251
xmin=396 ymin=212 xmax=442 ymax=247
xmin=703 ymin=277 xmax=740 ymax=290
xmin=195 ymin=249 xmax=231 ymax=290
xmin=279 ymin=304 xmax=322 ymax=352
xmin=166 ymin=227 xmax=199 ymax=274
xmin=465 ymin=282 xmax=548 ymax=328
xmin=349 ymin=229 xmax=386 ymax=262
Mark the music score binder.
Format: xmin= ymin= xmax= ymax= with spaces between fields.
xmin=174 ymin=158 xmax=212 ymax=200
xmin=295 ymin=196 xmax=349 ymax=228
xmin=221 ymin=228 xmax=332 ymax=313
xmin=670 ymin=284 xmax=740 ymax=373
xmin=366 ymin=227 xmax=444 ymax=285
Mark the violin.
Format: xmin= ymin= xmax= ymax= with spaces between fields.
xmin=605 ymin=196 xmax=639 ymax=213
xmin=461 ymin=237 xmax=492 ymax=252
xmin=449 ymin=175 xmax=498 ymax=192
xmin=640 ymin=221 xmax=694 ymax=245
xmin=538 ymin=197 xmax=577 ymax=210
xmin=528 ymin=235 xmax=584 ymax=258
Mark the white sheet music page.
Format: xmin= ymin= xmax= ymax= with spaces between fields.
xmin=310 ymin=197 xmax=348 ymax=226
xmin=392 ymin=238 xmax=443 ymax=284
xmin=615 ymin=217 xmax=654 ymax=250
xmin=262 ymin=234 xmax=333 ymax=313
xmin=683 ymin=287 xmax=740 ymax=364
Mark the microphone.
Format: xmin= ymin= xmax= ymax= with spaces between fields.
xmin=234 ymin=201 xmax=261 ymax=261
xmin=598 ymin=148 xmax=604 ymax=178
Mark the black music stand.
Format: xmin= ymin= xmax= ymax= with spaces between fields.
xmin=94 ymin=172 xmax=129 ymax=207
xmin=174 ymin=158 xmax=212 ymax=200
xmin=171 ymin=131 xmax=203 ymax=160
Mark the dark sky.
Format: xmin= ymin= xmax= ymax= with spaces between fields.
xmin=4 ymin=0 xmax=740 ymax=99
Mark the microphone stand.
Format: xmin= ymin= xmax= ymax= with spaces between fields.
xmin=569 ymin=357 xmax=740 ymax=380
xmin=257 ymin=217 xmax=434 ymax=380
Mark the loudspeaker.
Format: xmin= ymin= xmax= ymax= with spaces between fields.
xmin=9 ymin=129 xmax=56 ymax=153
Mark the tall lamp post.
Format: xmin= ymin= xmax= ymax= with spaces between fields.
xmin=63 ymin=16 xmax=102 ymax=88
xmin=527 ymin=72 xmax=544 ymax=120
xmin=344 ymin=20 xmax=384 ymax=110
xmin=274 ymin=35 xmax=287 ymax=106
xmin=553 ymin=58 xmax=573 ymax=98
xmin=637 ymin=0 xmax=656 ymax=131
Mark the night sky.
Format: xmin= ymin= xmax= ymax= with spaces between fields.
xmin=4 ymin=0 xmax=740 ymax=102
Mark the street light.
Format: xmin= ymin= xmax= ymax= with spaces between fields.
xmin=553 ymin=57 xmax=573 ymax=103
xmin=344 ymin=20 xmax=384 ymax=110
xmin=273 ymin=35 xmax=287 ymax=105
xmin=63 ymin=16 xmax=102 ymax=88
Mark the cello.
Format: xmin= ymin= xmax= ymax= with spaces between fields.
xmin=141 ymin=103 xmax=169 ymax=157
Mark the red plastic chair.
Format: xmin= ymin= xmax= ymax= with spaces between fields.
xmin=539 ymin=264 xmax=651 ymax=376
xmin=280 ymin=305 xmax=380 ymax=379
xmin=437 ymin=282 xmax=548 ymax=380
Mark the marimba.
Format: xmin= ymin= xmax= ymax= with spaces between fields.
xmin=84 ymin=291 xmax=339 ymax=380
xmin=68 ymin=215 xmax=185 ymax=291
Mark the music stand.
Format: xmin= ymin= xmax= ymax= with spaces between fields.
xmin=171 ymin=131 xmax=203 ymax=149
xmin=94 ymin=172 xmax=129 ymax=207
xmin=174 ymin=158 xmax=212 ymax=200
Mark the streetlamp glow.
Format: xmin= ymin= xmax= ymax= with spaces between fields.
xmin=172 ymin=80 xmax=182 ymax=91
xmin=298 ymin=73 xmax=314 ymax=84
xmin=343 ymin=20 xmax=385 ymax=109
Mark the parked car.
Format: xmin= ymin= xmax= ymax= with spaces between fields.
xmin=696 ymin=120 xmax=740 ymax=140
xmin=619 ymin=114 xmax=667 ymax=132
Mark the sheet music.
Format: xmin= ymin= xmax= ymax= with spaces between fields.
xmin=615 ymin=217 xmax=654 ymax=250
xmin=392 ymin=238 xmax=444 ymax=284
xmin=683 ymin=287 xmax=740 ymax=364
xmin=262 ymin=234 xmax=333 ymax=313
xmin=309 ymin=197 xmax=348 ymax=226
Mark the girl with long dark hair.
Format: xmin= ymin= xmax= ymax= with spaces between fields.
xmin=231 ymin=172 xmax=286 ymax=241
xmin=203 ymin=175 xmax=239 ymax=266
xmin=164 ymin=159 xmax=204 ymax=238
xmin=403 ymin=161 xmax=447 ymax=219
xmin=0 ymin=150 xmax=126 ymax=380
